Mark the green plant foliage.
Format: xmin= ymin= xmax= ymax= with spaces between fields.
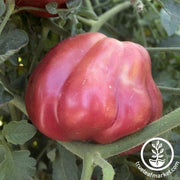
xmin=0 ymin=84 xmax=13 ymax=104
xmin=161 ymin=0 xmax=180 ymax=20
xmin=0 ymin=0 xmax=6 ymax=17
xmin=2 ymin=120 xmax=37 ymax=145
xmin=0 ymin=149 xmax=36 ymax=180
xmin=160 ymin=9 xmax=179 ymax=36
xmin=45 ymin=2 xmax=58 ymax=15
xmin=0 ymin=29 xmax=29 ymax=64
xmin=52 ymin=145 xmax=79 ymax=180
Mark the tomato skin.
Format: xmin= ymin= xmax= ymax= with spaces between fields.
xmin=14 ymin=0 xmax=67 ymax=17
xmin=25 ymin=32 xmax=163 ymax=144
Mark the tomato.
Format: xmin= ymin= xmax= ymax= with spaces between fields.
xmin=25 ymin=32 xmax=163 ymax=144
xmin=14 ymin=0 xmax=67 ymax=17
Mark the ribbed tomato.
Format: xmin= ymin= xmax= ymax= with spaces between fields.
xmin=25 ymin=32 xmax=163 ymax=144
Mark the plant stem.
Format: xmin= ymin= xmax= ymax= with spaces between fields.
xmin=158 ymin=86 xmax=180 ymax=96
xmin=90 ymin=1 xmax=131 ymax=32
xmin=0 ymin=0 xmax=15 ymax=35
xmin=84 ymin=0 xmax=94 ymax=12
xmin=146 ymin=47 xmax=180 ymax=52
xmin=93 ymin=153 xmax=115 ymax=180
xmin=80 ymin=153 xmax=94 ymax=180
xmin=12 ymin=6 xmax=46 ymax=14
xmin=77 ymin=16 xmax=96 ymax=26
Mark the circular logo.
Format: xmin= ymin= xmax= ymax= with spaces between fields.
xmin=140 ymin=137 xmax=174 ymax=171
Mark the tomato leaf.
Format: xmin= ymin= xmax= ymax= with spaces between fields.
xmin=160 ymin=9 xmax=178 ymax=36
xmin=0 ymin=149 xmax=36 ymax=180
xmin=66 ymin=0 xmax=81 ymax=9
xmin=0 ymin=0 xmax=6 ymax=17
xmin=12 ymin=150 xmax=36 ymax=177
xmin=2 ymin=120 xmax=36 ymax=145
xmin=0 ymin=145 xmax=5 ymax=163
xmin=0 ymin=84 xmax=13 ymax=104
xmin=45 ymin=2 xmax=58 ymax=15
xmin=161 ymin=0 xmax=180 ymax=20
xmin=52 ymin=144 xmax=79 ymax=180
xmin=160 ymin=36 xmax=180 ymax=47
xmin=47 ymin=148 xmax=56 ymax=162
xmin=0 ymin=29 xmax=29 ymax=64
xmin=0 ymin=73 xmax=14 ymax=105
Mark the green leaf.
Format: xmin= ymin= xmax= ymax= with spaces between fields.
xmin=155 ymin=71 xmax=177 ymax=87
xmin=52 ymin=144 xmax=79 ymax=180
xmin=0 ymin=83 xmax=13 ymax=104
xmin=160 ymin=9 xmax=178 ymax=36
xmin=66 ymin=0 xmax=81 ymax=9
xmin=160 ymin=36 xmax=180 ymax=47
xmin=161 ymin=0 xmax=180 ymax=20
xmin=47 ymin=148 xmax=56 ymax=162
xmin=0 ymin=0 xmax=6 ymax=17
xmin=0 ymin=149 xmax=36 ymax=180
xmin=0 ymin=73 xmax=14 ymax=105
xmin=12 ymin=150 xmax=36 ymax=177
xmin=3 ymin=120 xmax=37 ymax=145
xmin=0 ymin=145 xmax=5 ymax=163
xmin=0 ymin=29 xmax=29 ymax=64
xmin=38 ymin=161 xmax=47 ymax=171
xmin=45 ymin=2 xmax=58 ymax=15
xmin=0 ymin=154 xmax=9 ymax=180
xmin=11 ymin=74 xmax=26 ymax=92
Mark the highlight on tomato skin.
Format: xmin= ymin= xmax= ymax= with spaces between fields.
xmin=25 ymin=32 xmax=163 ymax=146
xmin=8 ymin=0 xmax=68 ymax=17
